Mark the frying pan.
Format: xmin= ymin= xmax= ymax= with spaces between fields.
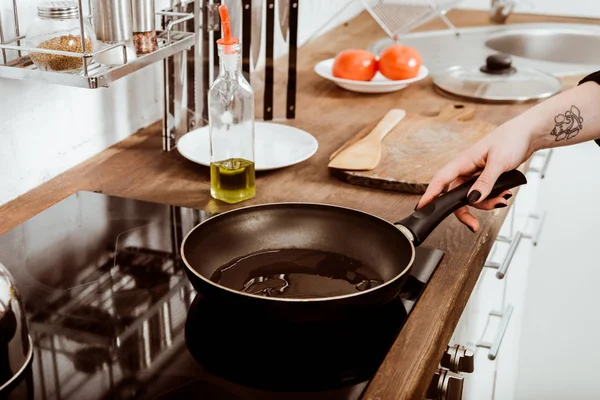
xmin=182 ymin=170 xmax=526 ymax=322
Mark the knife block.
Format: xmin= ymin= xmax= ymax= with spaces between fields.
xmin=196 ymin=0 xmax=299 ymax=125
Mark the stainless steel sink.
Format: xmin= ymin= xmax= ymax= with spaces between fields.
xmin=367 ymin=23 xmax=600 ymax=77
xmin=485 ymin=28 xmax=600 ymax=65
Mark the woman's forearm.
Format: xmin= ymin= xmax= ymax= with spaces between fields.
xmin=508 ymin=81 xmax=600 ymax=152
xmin=417 ymin=73 xmax=600 ymax=230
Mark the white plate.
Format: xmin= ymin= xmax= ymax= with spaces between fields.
xmin=314 ymin=58 xmax=429 ymax=94
xmin=177 ymin=122 xmax=319 ymax=171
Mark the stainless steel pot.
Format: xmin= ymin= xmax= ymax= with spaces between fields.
xmin=0 ymin=263 xmax=33 ymax=395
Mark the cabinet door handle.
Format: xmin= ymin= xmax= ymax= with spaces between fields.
xmin=484 ymin=231 xmax=523 ymax=279
xmin=527 ymin=149 xmax=553 ymax=178
xmin=523 ymin=211 xmax=547 ymax=246
xmin=476 ymin=305 xmax=514 ymax=361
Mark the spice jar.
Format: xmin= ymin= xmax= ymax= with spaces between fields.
xmin=131 ymin=0 xmax=158 ymax=55
xmin=25 ymin=1 xmax=96 ymax=73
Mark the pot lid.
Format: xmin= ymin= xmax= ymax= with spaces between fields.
xmin=432 ymin=54 xmax=563 ymax=103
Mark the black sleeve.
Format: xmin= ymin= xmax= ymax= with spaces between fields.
xmin=578 ymin=71 xmax=600 ymax=147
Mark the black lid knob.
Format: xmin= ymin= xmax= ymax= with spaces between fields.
xmin=480 ymin=53 xmax=517 ymax=75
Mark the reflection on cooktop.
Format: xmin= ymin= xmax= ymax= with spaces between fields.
xmin=184 ymin=292 xmax=406 ymax=392
xmin=0 ymin=191 xmax=442 ymax=399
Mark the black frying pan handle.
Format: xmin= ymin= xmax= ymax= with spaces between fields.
xmin=395 ymin=169 xmax=527 ymax=247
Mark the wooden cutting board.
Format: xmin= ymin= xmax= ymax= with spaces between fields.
xmin=329 ymin=104 xmax=498 ymax=194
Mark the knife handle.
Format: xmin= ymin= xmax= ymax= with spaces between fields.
xmin=213 ymin=0 xmax=222 ymax=71
xmin=242 ymin=0 xmax=252 ymax=82
xmin=286 ymin=0 xmax=298 ymax=119
xmin=201 ymin=0 xmax=211 ymax=122
xmin=264 ymin=0 xmax=275 ymax=121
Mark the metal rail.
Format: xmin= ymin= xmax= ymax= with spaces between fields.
xmin=0 ymin=0 xmax=195 ymax=89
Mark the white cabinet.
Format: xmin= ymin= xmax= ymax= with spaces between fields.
xmin=494 ymin=154 xmax=548 ymax=400
xmin=449 ymin=151 xmax=551 ymax=400
xmin=494 ymin=219 xmax=532 ymax=400
xmin=514 ymin=143 xmax=600 ymax=399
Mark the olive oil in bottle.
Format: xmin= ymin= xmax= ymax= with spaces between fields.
xmin=208 ymin=6 xmax=256 ymax=204
xmin=210 ymin=158 xmax=256 ymax=204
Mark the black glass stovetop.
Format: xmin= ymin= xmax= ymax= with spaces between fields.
xmin=0 ymin=191 xmax=443 ymax=400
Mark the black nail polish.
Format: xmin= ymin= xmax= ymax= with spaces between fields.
xmin=503 ymin=193 xmax=513 ymax=200
xmin=495 ymin=203 xmax=507 ymax=209
xmin=467 ymin=190 xmax=481 ymax=203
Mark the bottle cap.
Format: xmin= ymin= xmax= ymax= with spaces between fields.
xmin=217 ymin=5 xmax=240 ymax=49
xmin=217 ymin=4 xmax=239 ymax=72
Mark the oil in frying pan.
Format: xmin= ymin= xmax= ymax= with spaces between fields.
xmin=209 ymin=249 xmax=384 ymax=298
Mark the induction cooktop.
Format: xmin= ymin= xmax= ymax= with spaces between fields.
xmin=0 ymin=191 xmax=443 ymax=399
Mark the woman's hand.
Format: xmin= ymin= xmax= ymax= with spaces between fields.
xmin=415 ymin=119 xmax=535 ymax=232
xmin=415 ymin=80 xmax=600 ymax=232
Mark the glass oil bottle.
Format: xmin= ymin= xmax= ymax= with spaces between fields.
xmin=208 ymin=11 xmax=255 ymax=204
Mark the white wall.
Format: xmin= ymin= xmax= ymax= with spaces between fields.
xmin=457 ymin=0 xmax=600 ymax=18
xmin=0 ymin=0 xmax=164 ymax=206
xmin=0 ymin=0 xmax=363 ymax=206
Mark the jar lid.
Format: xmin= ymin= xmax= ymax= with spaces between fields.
xmin=37 ymin=1 xmax=80 ymax=19
xmin=432 ymin=54 xmax=563 ymax=103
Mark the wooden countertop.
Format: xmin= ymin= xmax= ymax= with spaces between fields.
xmin=1 ymin=8 xmax=595 ymax=400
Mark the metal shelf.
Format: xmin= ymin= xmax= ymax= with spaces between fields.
xmin=0 ymin=2 xmax=196 ymax=89
xmin=0 ymin=30 xmax=195 ymax=89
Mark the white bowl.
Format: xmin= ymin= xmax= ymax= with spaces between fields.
xmin=314 ymin=58 xmax=429 ymax=94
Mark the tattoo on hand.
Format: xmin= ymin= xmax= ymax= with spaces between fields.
xmin=550 ymin=105 xmax=583 ymax=141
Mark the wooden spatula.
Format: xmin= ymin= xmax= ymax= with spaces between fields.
xmin=328 ymin=109 xmax=406 ymax=171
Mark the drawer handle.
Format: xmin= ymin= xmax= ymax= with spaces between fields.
xmin=527 ymin=149 xmax=553 ymax=178
xmin=484 ymin=231 xmax=523 ymax=279
xmin=523 ymin=211 xmax=547 ymax=246
xmin=476 ymin=305 xmax=514 ymax=361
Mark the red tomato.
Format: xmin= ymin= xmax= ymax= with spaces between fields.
xmin=378 ymin=44 xmax=422 ymax=81
xmin=332 ymin=49 xmax=378 ymax=81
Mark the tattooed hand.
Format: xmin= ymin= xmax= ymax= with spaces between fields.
xmin=550 ymin=106 xmax=584 ymax=141
xmin=415 ymin=118 xmax=533 ymax=233
xmin=417 ymin=77 xmax=600 ymax=232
